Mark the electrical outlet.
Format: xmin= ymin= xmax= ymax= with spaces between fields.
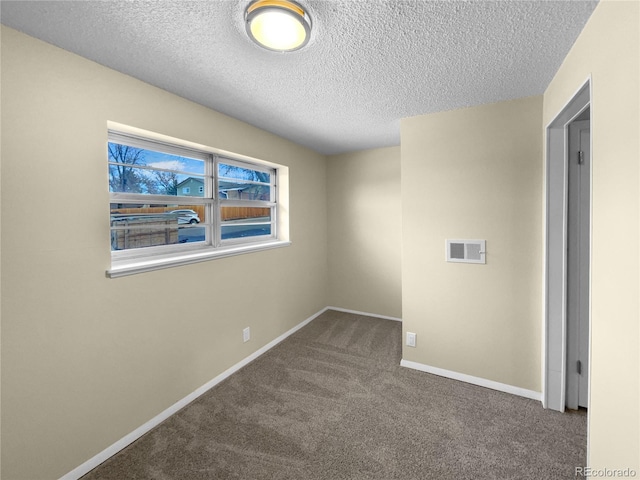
xmin=406 ymin=332 xmax=416 ymax=347
xmin=243 ymin=327 xmax=250 ymax=343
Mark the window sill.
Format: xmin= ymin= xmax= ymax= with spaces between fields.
xmin=106 ymin=240 xmax=291 ymax=278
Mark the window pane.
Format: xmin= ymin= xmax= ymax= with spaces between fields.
xmin=110 ymin=204 xmax=207 ymax=251
xmin=222 ymin=224 xmax=272 ymax=240
xmin=218 ymin=163 xmax=271 ymax=184
xmin=111 ymin=204 xmax=205 ymax=223
xmin=221 ymin=206 xmax=272 ymax=240
xmin=109 ymin=166 xmax=206 ymax=196
xmin=177 ymin=225 xmax=206 ymax=244
xmin=218 ymin=180 xmax=271 ymax=200
xmin=108 ymin=142 xmax=206 ymax=196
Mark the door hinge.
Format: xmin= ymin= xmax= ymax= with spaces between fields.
xmin=578 ymin=151 xmax=584 ymax=165
xmin=577 ymin=360 xmax=582 ymax=375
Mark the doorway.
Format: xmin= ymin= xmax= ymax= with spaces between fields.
xmin=544 ymin=80 xmax=591 ymax=412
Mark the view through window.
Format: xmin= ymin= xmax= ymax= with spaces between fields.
xmin=108 ymin=132 xmax=277 ymax=260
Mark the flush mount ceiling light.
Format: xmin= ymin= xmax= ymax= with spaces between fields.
xmin=245 ymin=0 xmax=311 ymax=52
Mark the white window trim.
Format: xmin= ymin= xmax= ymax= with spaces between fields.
xmin=107 ymin=128 xmax=288 ymax=277
xmin=107 ymin=240 xmax=291 ymax=278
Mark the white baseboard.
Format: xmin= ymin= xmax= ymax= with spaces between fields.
xmin=59 ymin=307 xmax=329 ymax=480
xmin=400 ymin=359 xmax=542 ymax=402
xmin=326 ymin=306 xmax=402 ymax=322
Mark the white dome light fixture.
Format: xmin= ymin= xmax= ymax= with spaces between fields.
xmin=245 ymin=0 xmax=311 ymax=52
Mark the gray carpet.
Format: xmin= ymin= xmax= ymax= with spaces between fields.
xmin=82 ymin=310 xmax=586 ymax=479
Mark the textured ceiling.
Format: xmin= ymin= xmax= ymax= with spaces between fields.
xmin=1 ymin=0 xmax=598 ymax=155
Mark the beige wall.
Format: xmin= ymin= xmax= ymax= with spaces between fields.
xmin=400 ymin=96 xmax=543 ymax=392
xmin=326 ymin=147 xmax=402 ymax=318
xmin=1 ymin=27 xmax=328 ymax=480
xmin=543 ymin=0 xmax=639 ymax=471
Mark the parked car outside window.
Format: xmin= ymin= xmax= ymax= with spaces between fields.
xmin=168 ymin=209 xmax=200 ymax=224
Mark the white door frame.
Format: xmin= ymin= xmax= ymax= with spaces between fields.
xmin=543 ymin=78 xmax=592 ymax=412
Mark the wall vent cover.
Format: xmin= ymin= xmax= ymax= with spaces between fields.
xmin=446 ymin=239 xmax=486 ymax=264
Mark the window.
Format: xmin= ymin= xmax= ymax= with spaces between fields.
xmin=107 ymin=131 xmax=286 ymax=277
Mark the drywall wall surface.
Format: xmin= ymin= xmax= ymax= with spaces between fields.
xmin=0 ymin=26 xmax=327 ymax=480
xmin=543 ymin=0 xmax=639 ymax=471
xmin=400 ymin=96 xmax=543 ymax=392
xmin=326 ymin=146 xmax=402 ymax=318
